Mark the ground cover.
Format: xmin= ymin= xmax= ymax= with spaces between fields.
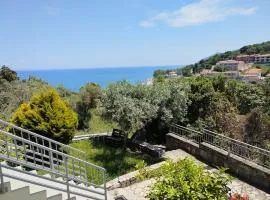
xmin=70 ymin=140 xmax=161 ymax=181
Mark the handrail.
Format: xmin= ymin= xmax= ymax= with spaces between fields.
xmin=0 ymin=120 xmax=107 ymax=199
xmin=0 ymin=129 xmax=105 ymax=170
xmin=170 ymin=123 xmax=270 ymax=169
xmin=0 ymin=119 xmax=85 ymax=156
xmin=203 ymin=129 xmax=270 ymax=154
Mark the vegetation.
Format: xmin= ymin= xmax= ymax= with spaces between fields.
xmin=10 ymin=89 xmax=78 ymax=144
xmin=1 ymin=64 xmax=270 ymax=150
xmin=101 ymin=80 xmax=189 ymax=142
xmin=1 ymin=42 xmax=270 ymax=198
xmin=154 ymin=41 xmax=270 ymax=77
xmin=0 ymin=65 xmax=18 ymax=82
xmin=70 ymin=140 xmax=161 ymax=180
xmin=76 ymin=109 xmax=117 ymax=135
xmin=138 ymin=158 xmax=231 ymax=200
xmin=0 ymin=74 xmax=49 ymax=121
xmin=76 ymin=82 xmax=101 ymax=129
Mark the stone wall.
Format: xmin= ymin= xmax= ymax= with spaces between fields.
xmin=106 ymin=161 xmax=165 ymax=191
xmin=166 ymin=133 xmax=270 ymax=193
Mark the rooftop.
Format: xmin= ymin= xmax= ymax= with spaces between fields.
xmin=217 ymin=60 xmax=244 ymax=64
xmin=244 ymin=68 xmax=262 ymax=74
xmin=255 ymin=54 xmax=270 ymax=57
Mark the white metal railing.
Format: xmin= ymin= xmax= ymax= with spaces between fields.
xmin=0 ymin=119 xmax=85 ymax=159
xmin=170 ymin=124 xmax=270 ymax=169
xmin=0 ymin=119 xmax=107 ymax=199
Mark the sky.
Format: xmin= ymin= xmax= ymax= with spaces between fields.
xmin=1 ymin=0 xmax=270 ymax=70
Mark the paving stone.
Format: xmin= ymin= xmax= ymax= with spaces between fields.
xmin=108 ymin=149 xmax=270 ymax=200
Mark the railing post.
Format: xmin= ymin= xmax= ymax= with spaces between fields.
xmin=84 ymin=162 xmax=88 ymax=186
xmin=103 ymin=171 xmax=107 ymax=200
xmin=0 ymin=163 xmax=4 ymax=194
xmin=64 ymin=157 xmax=71 ymax=200
xmin=49 ymin=141 xmax=55 ymax=178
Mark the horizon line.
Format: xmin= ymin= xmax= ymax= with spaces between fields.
xmin=13 ymin=64 xmax=184 ymax=71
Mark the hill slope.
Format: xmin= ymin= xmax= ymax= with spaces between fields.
xmin=155 ymin=41 xmax=270 ymax=77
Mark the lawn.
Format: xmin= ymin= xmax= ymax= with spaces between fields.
xmin=70 ymin=140 xmax=161 ymax=181
xmin=75 ymin=109 xmax=117 ymax=135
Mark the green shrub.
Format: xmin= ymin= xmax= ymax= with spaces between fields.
xmin=76 ymin=82 xmax=101 ymax=129
xmin=10 ymin=88 xmax=78 ymax=144
xmin=140 ymin=158 xmax=231 ymax=200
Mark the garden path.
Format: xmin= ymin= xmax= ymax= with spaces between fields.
xmin=108 ymin=149 xmax=270 ymax=200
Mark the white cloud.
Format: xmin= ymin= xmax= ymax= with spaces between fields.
xmin=140 ymin=0 xmax=257 ymax=28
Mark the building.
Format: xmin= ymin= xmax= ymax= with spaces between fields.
xmin=236 ymin=54 xmax=257 ymax=63
xmin=200 ymin=69 xmax=240 ymax=79
xmin=216 ymin=60 xmax=248 ymax=71
xmin=166 ymin=71 xmax=178 ymax=78
xmin=254 ymin=54 xmax=270 ymax=64
xmin=242 ymin=68 xmax=262 ymax=82
xmin=236 ymin=54 xmax=270 ymax=64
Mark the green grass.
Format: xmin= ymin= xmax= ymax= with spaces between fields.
xmin=70 ymin=140 xmax=162 ymax=181
xmin=76 ymin=109 xmax=118 ymax=135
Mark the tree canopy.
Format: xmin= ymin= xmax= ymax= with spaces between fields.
xmin=10 ymin=88 xmax=78 ymax=144
xmin=0 ymin=65 xmax=18 ymax=82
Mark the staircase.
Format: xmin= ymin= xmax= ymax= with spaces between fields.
xmin=0 ymin=119 xmax=107 ymax=200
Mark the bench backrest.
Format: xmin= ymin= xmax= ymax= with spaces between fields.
xmin=112 ymin=129 xmax=127 ymax=138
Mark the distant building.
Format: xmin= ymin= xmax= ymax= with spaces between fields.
xmin=216 ymin=60 xmax=248 ymax=71
xmin=254 ymin=54 xmax=270 ymax=64
xmin=242 ymin=68 xmax=262 ymax=82
xmin=200 ymin=69 xmax=240 ymax=79
xmin=236 ymin=55 xmax=257 ymax=63
xmin=236 ymin=54 xmax=270 ymax=64
xmin=166 ymin=71 xmax=177 ymax=78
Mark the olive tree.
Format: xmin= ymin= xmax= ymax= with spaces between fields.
xmin=101 ymin=80 xmax=189 ymax=142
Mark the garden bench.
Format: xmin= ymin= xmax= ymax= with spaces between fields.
xmin=105 ymin=129 xmax=128 ymax=147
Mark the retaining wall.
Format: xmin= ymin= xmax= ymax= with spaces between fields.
xmin=166 ymin=133 xmax=270 ymax=192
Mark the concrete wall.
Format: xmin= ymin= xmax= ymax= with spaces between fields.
xmin=166 ymin=133 xmax=270 ymax=193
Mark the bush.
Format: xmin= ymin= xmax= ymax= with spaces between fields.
xmin=76 ymin=82 xmax=101 ymax=129
xmin=140 ymin=158 xmax=231 ymax=200
xmin=10 ymin=88 xmax=78 ymax=144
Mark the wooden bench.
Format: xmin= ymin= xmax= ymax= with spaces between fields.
xmin=105 ymin=129 xmax=127 ymax=147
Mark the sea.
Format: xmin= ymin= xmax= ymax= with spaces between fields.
xmin=17 ymin=66 xmax=177 ymax=91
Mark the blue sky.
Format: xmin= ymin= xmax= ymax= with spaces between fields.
xmin=1 ymin=0 xmax=269 ymax=70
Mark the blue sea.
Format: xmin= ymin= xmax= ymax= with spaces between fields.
xmin=18 ymin=66 xmax=177 ymax=91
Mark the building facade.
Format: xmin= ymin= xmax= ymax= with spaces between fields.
xmin=216 ymin=60 xmax=247 ymax=71
xmin=236 ymin=54 xmax=270 ymax=64
xmin=236 ymin=55 xmax=257 ymax=63
xmin=254 ymin=54 xmax=270 ymax=64
xmin=242 ymin=68 xmax=262 ymax=82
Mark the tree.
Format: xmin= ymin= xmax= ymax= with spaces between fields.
xmin=0 ymin=75 xmax=50 ymax=120
xmin=102 ymin=80 xmax=189 ymax=143
xmin=235 ymin=83 xmax=264 ymax=115
xmin=76 ymin=83 xmax=101 ymax=129
xmin=153 ymin=70 xmax=166 ymax=78
xmin=10 ymin=89 xmax=78 ymax=144
xmin=213 ymin=65 xmax=225 ymax=72
xmin=245 ymin=108 xmax=270 ymax=150
xmin=0 ymin=65 xmax=18 ymax=82
xmin=185 ymin=77 xmax=216 ymax=124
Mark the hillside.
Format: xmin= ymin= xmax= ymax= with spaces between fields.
xmin=154 ymin=41 xmax=270 ymax=77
